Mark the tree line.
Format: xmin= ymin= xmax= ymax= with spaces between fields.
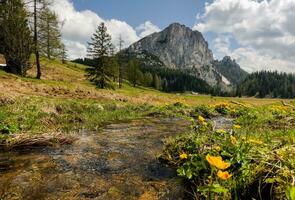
xmin=0 ymin=0 xmax=66 ymax=77
xmin=236 ymin=71 xmax=295 ymax=98
xmin=73 ymin=22 xmax=163 ymax=90
xmin=74 ymin=22 xmax=215 ymax=93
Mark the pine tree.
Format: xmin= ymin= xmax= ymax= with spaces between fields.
xmin=86 ymin=22 xmax=114 ymax=88
xmin=60 ymin=43 xmax=67 ymax=64
xmin=118 ymin=35 xmax=124 ymax=88
xmin=127 ymin=59 xmax=141 ymax=87
xmin=143 ymin=72 xmax=153 ymax=87
xmin=153 ymin=74 xmax=162 ymax=90
xmin=0 ymin=0 xmax=32 ymax=76
xmin=38 ymin=6 xmax=62 ymax=59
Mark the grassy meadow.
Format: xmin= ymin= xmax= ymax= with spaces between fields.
xmin=0 ymin=58 xmax=294 ymax=199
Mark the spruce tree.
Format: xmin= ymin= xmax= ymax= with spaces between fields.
xmin=127 ymin=59 xmax=141 ymax=87
xmin=38 ymin=6 xmax=62 ymax=59
xmin=86 ymin=22 xmax=114 ymax=88
xmin=0 ymin=0 xmax=32 ymax=76
xmin=153 ymin=74 xmax=162 ymax=90
xmin=60 ymin=43 xmax=67 ymax=64
xmin=118 ymin=35 xmax=124 ymax=88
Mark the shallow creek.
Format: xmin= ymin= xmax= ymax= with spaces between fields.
xmin=0 ymin=118 xmax=190 ymax=200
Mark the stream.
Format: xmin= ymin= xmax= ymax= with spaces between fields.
xmin=0 ymin=118 xmax=190 ymax=200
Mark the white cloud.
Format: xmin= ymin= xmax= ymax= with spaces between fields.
xmin=212 ymin=36 xmax=295 ymax=73
xmin=194 ymin=0 xmax=295 ymax=73
xmin=136 ymin=21 xmax=161 ymax=38
xmin=49 ymin=0 xmax=160 ymax=59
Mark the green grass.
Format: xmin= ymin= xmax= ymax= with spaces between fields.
xmin=1 ymin=57 xmax=294 ymax=198
xmin=0 ymin=57 xmax=292 ymax=137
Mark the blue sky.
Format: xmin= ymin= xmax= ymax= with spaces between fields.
xmin=52 ymin=0 xmax=295 ymax=73
xmin=72 ymin=0 xmax=210 ymax=29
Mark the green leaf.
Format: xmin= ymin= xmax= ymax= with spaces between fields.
xmin=286 ymin=186 xmax=295 ymax=200
xmin=210 ymin=184 xmax=229 ymax=194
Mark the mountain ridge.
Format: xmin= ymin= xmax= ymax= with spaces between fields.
xmin=126 ymin=23 xmax=246 ymax=87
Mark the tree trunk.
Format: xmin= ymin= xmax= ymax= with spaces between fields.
xmin=119 ymin=65 xmax=122 ymax=88
xmin=34 ymin=0 xmax=41 ymax=79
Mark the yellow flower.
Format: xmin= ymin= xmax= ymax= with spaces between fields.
xmin=202 ymin=121 xmax=208 ymax=126
xmin=213 ymin=146 xmax=221 ymax=152
xmin=248 ymin=139 xmax=263 ymax=145
xmin=217 ymin=170 xmax=232 ymax=180
xmin=230 ymin=136 xmax=237 ymax=145
xmin=216 ymin=129 xmax=227 ymax=134
xmin=180 ymin=153 xmax=188 ymax=160
xmin=198 ymin=115 xmax=205 ymax=122
xmin=233 ymin=125 xmax=241 ymax=129
xmin=206 ymin=154 xmax=231 ymax=170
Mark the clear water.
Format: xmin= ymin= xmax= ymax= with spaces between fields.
xmin=0 ymin=118 xmax=189 ymax=200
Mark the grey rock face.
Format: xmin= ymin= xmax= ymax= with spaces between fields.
xmin=213 ymin=56 xmax=248 ymax=85
xmin=127 ymin=23 xmax=222 ymax=86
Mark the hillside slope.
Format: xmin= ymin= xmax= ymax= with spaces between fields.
xmin=0 ymin=58 xmax=286 ymax=105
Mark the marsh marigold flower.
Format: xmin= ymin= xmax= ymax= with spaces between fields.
xmin=202 ymin=122 xmax=208 ymax=126
xmin=198 ymin=115 xmax=205 ymax=122
xmin=233 ymin=125 xmax=241 ymax=129
xmin=213 ymin=146 xmax=221 ymax=152
xmin=230 ymin=136 xmax=237 ymax=145
xmin=217 ymin=170 xmax=232 ymax=180
xmin=206 ymin=154 xmax=231 ymax=170
xmin=179 ymin=153 xmax=188 ymax=160
xmin=248 ymin=139 xmax=264 ymax=145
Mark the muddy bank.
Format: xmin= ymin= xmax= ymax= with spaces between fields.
xmin=0 ymin=118 xmax=189 ymax=200
xmin=0 ymin=133 xmax=77 ymax=151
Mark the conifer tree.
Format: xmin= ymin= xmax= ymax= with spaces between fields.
xmin=86 ymin=22 xmax=114 ymax=88
xmin=60 ymin=43 xmax=67 ymax=64
xmin=0 ymin=0 xmax=32 ymax=76
xmin=143 ymin=72 xmax=153 ymax=87
xmin=153 ymin=74 xmax=162 ymax=90
xmin=118 ymin=35 xmax=124 ymax=88
xmin=38 ymin=6 xmax=62 ymax=59
xmin=127 ymin=59 xmax=141 ymax=87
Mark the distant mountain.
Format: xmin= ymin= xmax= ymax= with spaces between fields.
xmin=126 ymin=23 xmax=225 ymax=86
xmin=213 ymin=56 xmax=248 ymax=85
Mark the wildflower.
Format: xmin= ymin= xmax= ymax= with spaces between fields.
xmin=248 ymin=139 xmax=263 ymax=145
xmin=216 ymin=129 xmax=227 ymax=134
xmin=179 ymin=153 xmax=188 ymax=160
xmin=230 ymin=136 xmax=237 ymax=145
xmin=217 ymin=170 xmax=232 ymax=180
xmin=213 ymin=145 xmax=221 ymax=152
xmin=198 ymin=115 xmax=205 ymax=122
xmin=233 ymin=125 xmax=241 ymax=129
xmin=206 ymin=154 xmax=231 ymax=170
xmin=202 ymin=122 xmax=208 ymax=126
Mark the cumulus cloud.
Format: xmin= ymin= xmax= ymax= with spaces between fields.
xmin=136 ymin=21 xmax=161 ymax=38
xmin=194 ymin=0 xmax=295 ymax=73
xmin=50 ymin=0 xmax=160 ymax=59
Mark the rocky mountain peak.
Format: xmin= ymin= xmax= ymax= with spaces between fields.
xmin=129 ymin=23 xmax=213 ymax=68
xmin=126 ymin=23 xmax=243 ymax=87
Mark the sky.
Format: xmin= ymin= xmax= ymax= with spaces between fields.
xmin=50 ymin=0 xmax=295 ymax=73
